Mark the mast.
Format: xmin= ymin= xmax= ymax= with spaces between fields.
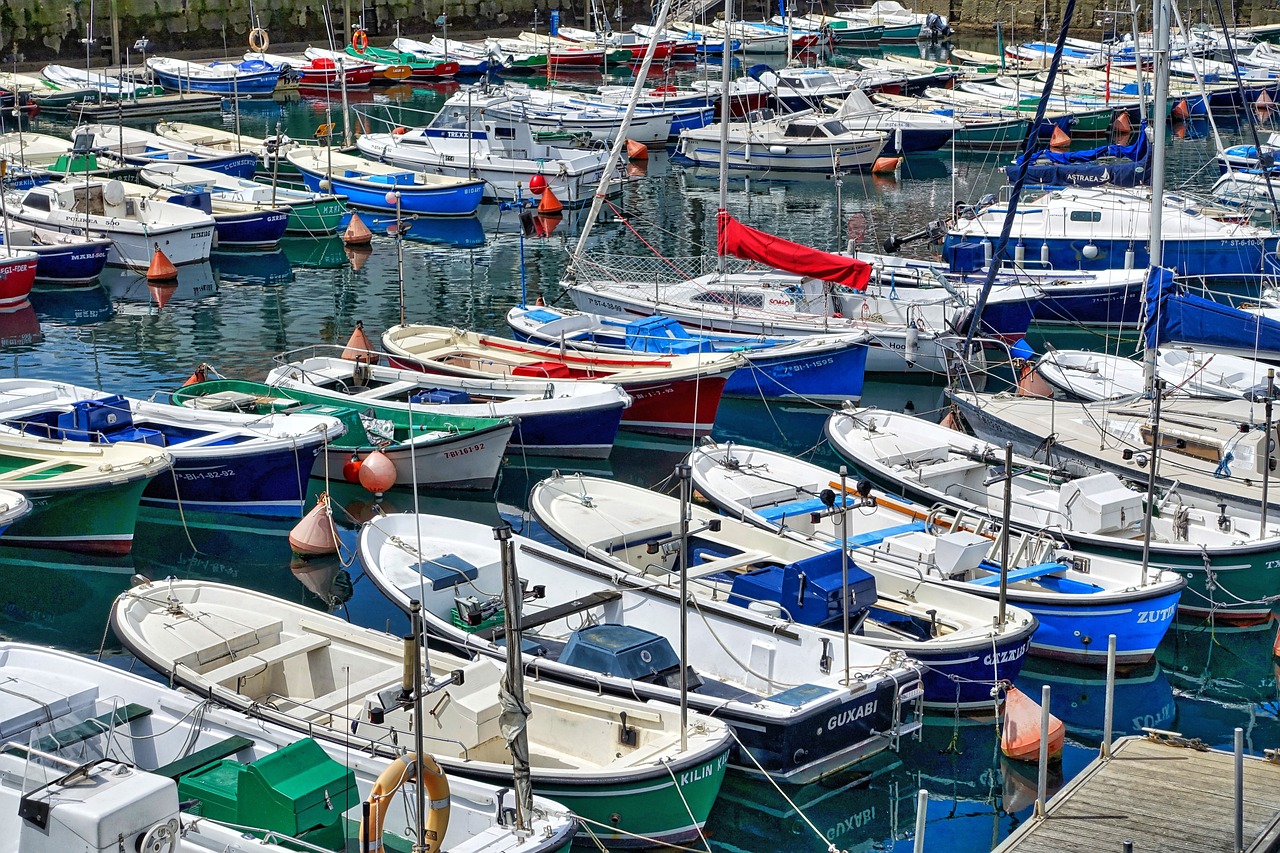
xmin=716 ymin=0 xmax=732 ymax=277
xmin=1141 ymin=0 xmax=1168 ymax=393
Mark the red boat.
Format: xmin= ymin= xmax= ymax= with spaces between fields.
xmin=380 ymin=324 xmax=742 ymax=437
xmin=298 ymin=57 xmax=376 ymax=89
xmin=0 ymin=251 xmax=38 ymax=312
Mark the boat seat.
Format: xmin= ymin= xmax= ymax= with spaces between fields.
xmin=169 ymin=429 xmax=252 ymax=449
xmin=844 ymin=522 xmax=927 ymax=549
xmin=756 ymin=497 xmax=844 ymax=523
xmin=152 ymin=735 xmax=255 ymax=780
xmin=201 ymin=635 xmax=330 ymax=687
xmin=6 ymin=703 xmax=153 ymax=757
xmin=967 ymin=561 xmax=1066 ymax=587
xmin=291 ymin=673 xmax=401 ymax=723
xmin=474 ymin=590 xmax=622 ymax=640
xmin=1017 ymin=488 xmax=1060 ymax=515
xmin=911 ymin=458 xmax=986 ymax=489
xmin=685 ymin=549 xmax=773 ymax=579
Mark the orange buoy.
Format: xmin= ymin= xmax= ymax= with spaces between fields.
xmin=1112 ymin=111 xmax=1132 ymax=134
xmin=146 ymin=246 xmax=178 ymax=281
xmin=357 ymin=448 xmax=397 ymax=495
xmin=1001 ymin=686 xmax=1065 ymax=763
xmin=344 ymin=212 xmax=373 ymax=247
xmin=939 ymin=409 xmax=961 ymax=431
xmin=181 ymin=364 xmax=209 ymax=387
xmin=1017 ymin=362 xmax=1055 ymax=399
xmin=342 ymin=451 xmax=363 ymax=484
xmin=1259 ymin=90 xmax=1274 ymax=107
xmin=289 ymin=492 xmax=340 ymax=556
xmin=148 ymin=281 xmax=177 ymax=308
xmin=872 ymin=156 xmax=901 ymax=174
xmin=538 ymin=186 xmax=563 ymax=214
xmin=341 ymin=321 xmax=379 ymax=363
xmin=1049 ymin=125 xmax=1071 ymax=149
xmin=626 ymin=139 xmax=649 ymax=160
xmin=1171 ymin=98 xmax=1190 ymax=121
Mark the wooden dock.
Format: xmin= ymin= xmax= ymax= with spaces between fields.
xmin=70 ymin=92 xmax=224 ymax=120
xmin=992 ymin=734 xmax=1280 ymax=852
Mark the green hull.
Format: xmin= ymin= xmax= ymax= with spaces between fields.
xmin=954 ymin=117 xmax=1028 ymax=150
xmin=531 ymin=748 xmax=729 ymax=846
xmin=284 ymin=197 xmax=348 ymax=236
xmin=4 ymin=478 xmax=154 ymax=556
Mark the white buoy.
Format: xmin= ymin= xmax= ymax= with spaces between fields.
xmin=1040 ymin=243 xmax=1050 ymax=266
xmin=905 ymin=326 xmax=919 ymax=365
xmin=1124 ymin=247 xmax=1135 ymax=269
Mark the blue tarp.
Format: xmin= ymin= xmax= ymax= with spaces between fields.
xmin=1007 ymin=125 xmax=1151 ymax=187
xmin=1145 ymin=265 xmax=1280 ymax=356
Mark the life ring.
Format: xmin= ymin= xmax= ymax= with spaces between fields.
xmin=248 ymin=27 xmax=270 ymax=52
xmin=352 ymin=29 xmax=370 ymax=54
xmin=359 ymin=753 xmax=450 ymax=853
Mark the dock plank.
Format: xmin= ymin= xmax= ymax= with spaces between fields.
xmin=994 ymin=736 xmax=1280 ymax=853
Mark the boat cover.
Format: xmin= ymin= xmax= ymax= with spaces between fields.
xmin=1007 ymin=126 xmax=1150 ymax=187
xmin=717 ymin=210 xmax=872 ymax=289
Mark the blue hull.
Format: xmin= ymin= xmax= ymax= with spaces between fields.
xmin=151 ymin=68 xmax=280 ymax=96
xmin=296 ymin=168 xmax=484 ymax=215
xmin=972 ymin=299 xmax=1034 ymax=341
xmin=882 ymin=615 xmax=1033 ymax=709
xmin=127 ymin=151 xmax=260 ymax=180
xmin=882 ymin=126 xmax=955 ymax=155
xmin=207 ymin=208 xmax=290 ymax=249
xmin=142 ymin=442 xmax=322 ymax=517
xmin=1033 ymin=280 xmax=1144 ymax=326
xmin=667 ymin=107 xmax=717 ymax=135
xmin=944 ymin=234 xmax=1280 ymax=280
xmin=509 ymin=403 xmax=624 ymax=458
xmin=725 ymin=343 xmax=867 ymax=402
xmin=26 ymin=241 xmax=110 ymax=284
xmin=1010 ymin=589 xmax=1181 ymax=665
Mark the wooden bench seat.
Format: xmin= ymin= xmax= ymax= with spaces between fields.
xmin=202 ymin=635 xmax=330 ymax=686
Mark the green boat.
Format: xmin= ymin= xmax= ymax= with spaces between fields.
xmin=345 ymin=44 xmax=459 ymax=79
xmin=0 ymin=432 xmax=170 ymax=555
xmin=171 ymin=378 xmax=515 ymax=491
xmin=952 ymin=115 xmax=1030 ymax=150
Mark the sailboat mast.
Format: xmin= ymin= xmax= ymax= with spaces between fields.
xmin=1141 ymin=0 xmax=1168 ymax=391
xmin=716 ymin=0 xmax=732 ymax=277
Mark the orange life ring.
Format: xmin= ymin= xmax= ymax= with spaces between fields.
xmin=352 ymin=29 xmax=370 ymax=54
xmin=248 ymin=27 xmax=270 ymax=52
xmin=358 ymin=753 xmax=450 ymax=853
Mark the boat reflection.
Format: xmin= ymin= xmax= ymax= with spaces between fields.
xmin=362 ymin=212 xmax=486 ymax=248
xmin=1016 ymin=657 xmax=1177 ymax=742
xmin=0 ymin=300 xmax=42 ymax=347
xmin=30 ymin=283 xmax=115 ymax=325
xmin=211 ymin=247 xmax=296 ymax=286
xmin=0 ymin=544 xmax=135 ymax=653
xmin=280 ymin=235 xmax=350 ymax=269
xmin=100 ymin=262 xmax=218 ymax=307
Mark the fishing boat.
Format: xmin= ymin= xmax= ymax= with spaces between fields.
xmin=477 ymin=87 xmax=674 ymax=146
xmin=0 ymin=130 xmax=139 ymax=180
xmin=832 ymin=2 xmax=927 ymax=42
xmin=0 ymin=248 xmax=38 ymax=310
xmin=675 ymin=110 xmax=889 ymax=172
xmin=631 ymin=23 xmax=737 ymax=55
xmin=110 ymin=178 xmax=290 ymax=250
xmin=153 ymin=120 xmax=294 ymax=170
xmin=138 ymin=162 xmax=348 ymax=236
xmin=797 ymin=14 xmax=885 ymax=44
xmin=3 ymin=178 xmax=216 ymax=268
xmin=264 ymin=347 xmax=631 ymax=458
xmin=0 ymin=488 xmax=30 ymax=537
xmin=112 ymin=578 xmax=734 ymax=847
xmin=0 ymin=642 xmax=578 ymax=853
xmin=692 ymin=440 xmax=1183 ymax=665
xmin=41 ymin=63 xmax=161 ymax=99
xmin=287 ymin=146 xmax=484 ymax=215
xmin=553 ymin=25 xmax=678 ymax=59
xmin=870 ymin=93 xmax=1030 ymax=151
xmin=390 ymin=37 xmax=492 ymax=74
xmin=528 ymin=472 xmax=1040 ymax=708
xmin=0 ymin=431 xmax=169 ymax=553
xmin=505 ymin=305 xmax=870 ymax=403
xmin=380 ymin=324 xmax=742 ymax=437
xmin=170 ymin=377 xmax=515 ymax=490
xmin=359 ymin=512 xmax=926 ymax=782
xmin=354 ymin=91 xmax=614 ymax=207
xmin=0 ymin=223 xmax=111 ymax=284
xmin=0 ymin=377 xmax=343 ymax=517
xmin=825 ymin=89 xmax=959 ymax=155
xmin=942 ymin=186 xmax=1280 ymax=279
xmin=827 ymin=406 xmax=1280 ymax=626
xmin=244 ymin=51 xmax=376 ymax=88
xmin=146 ymin=56 xmax=282 ymax=96
xmin=72 ymin=123 xmax=260 ymax=178
xmin=345 ymin=42 xmax=461 ymax=78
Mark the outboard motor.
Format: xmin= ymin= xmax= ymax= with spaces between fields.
xmin=924 ymin=12 xmax=951 ymax=39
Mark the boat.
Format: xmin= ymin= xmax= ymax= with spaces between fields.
xmin=112 ymin=578 xmax=735 ymax=848
xmin=170 ymin=377 xmax=515 ymax=490
xmin=943 ymin=186 xmax=1280 ymax=279
xmin=1029 ymin=347 xmax=1272 ymax=401
xmin=0 ymin=222 xmax=111 ymax=284
xmin=0 ymin=641 xmax=578 ymax=853
xmin=146 ymin=56 xmax=282 ymax=96
xmin=41 ymin=63 xmax=160 ymax=99
xmin=675 ymin=109 xmax=889 ymax=172
xmin=111 ymin=177 xmax=290 ymax=250
xmin=345 ymin=42 xmax=461 ymax=78
xmin=0 ymin=130 xmax=140 ymax=181
xmin=0 ymin=487 xmax=30 ymax=537
xmin=870 ymin=93 xmax=1030 ymax=150
xmin=3 ymin=178 xmax=216 ymax=268
xmin=72 ymin=123 xmax=261 ymax=179
xmin=0 ymin=431 xmax=169 ymax=553
xmin=264 ymin=348 xmax=631 ymax=458
xmin=389 ymin=36 xmax=492 ymax=74
xmin=1006 ymin=124 xmax=1152 ymax=188
xmin=1033 ymin=348 xmax=1147 ymax=400
xmin=303 ymin=46 xmax=411 ymax=83
xmin=153 ymin=120 xmax=294 ymax=170
xmin=553 ymin=25 xmax=678 ymax=59
xmin=527 ymin=471 xmax=1040 ymax=708
xmin=0 ymin=377 xmax=343 ymax=517
xmin=796 ymin=14 xmax=885 ymax=44
xmin=505 ymin=305 xmax=870 ymax=403
xmin=353 ymin=91 xmax=614 ymax=208
xmin=137 ymin=161 xmax=349 ymax=236
xmin=1006 ymin=41 xmax=1106 ymax=68
xmin=380 ymin=324 xmax=743 ymax=437
xmin=476 ymin=87 xmax=673 ymax=146
xmin=359 ymin=512 xmax=926 ymax=782
xmin=693 ymin=439 xmax=1183 ymax=665
xmin=244 ymin=50 xmax=376 ymax=88
xmin=0 ymin=247 xmax=38 ymax=310
xmin=832 ymin=2 xmax=927 ymax=42
xmin=287 ymin=146 xmax=485 ymax=215
xmin=825 ymin=89 xmax=960 ymax=155
xmin=631 ymin=23 xmax=738 ymax=55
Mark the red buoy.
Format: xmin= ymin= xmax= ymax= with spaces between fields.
xmin=1171 ymin=98 xmax=1190 ymax=121
xmin=146 ymin=247 xmax=178 ymax=281
xmin=357 ymin=449 xmax=397 ymax=495
xmin=289 ymin=492 xmax=340 ymax=556
xmin=342 ymin=451 xmax=363 ymax=484
xmin=872 ymin=156 xmax=901 ymax=174
xmin=528 ymin=174 xmax=548 ymax=196
xmin=626 ymin=139 xmax=649 ymax=161
xmin=181 ymin=364 xmax=209 ymax=387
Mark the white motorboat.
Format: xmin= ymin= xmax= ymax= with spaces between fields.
xmin=675 ymin=109 xmax=888 ymax=172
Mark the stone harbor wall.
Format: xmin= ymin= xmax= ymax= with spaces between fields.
xmin=3 ymin=0 xmax=1279 ymax=62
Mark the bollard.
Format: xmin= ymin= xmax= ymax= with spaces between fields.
xmin=1102 ymin=634 xmax=1117 ymax=758
xmin=1236 ymin=727 xmax=1245 ymax=853
xmin=913 ymin=789 xmax=928 ymax=853
xmin=1037 ymin=684 xmax=1051 ymax=817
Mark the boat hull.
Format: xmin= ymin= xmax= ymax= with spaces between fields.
xmin=126 ymin=151 xmax=259 ymax=180
xmin=1032 ymin=279 xmax=1145 ymax=326
xmin=2 ymin=476 xmax=152 ymax=555
xmin=150 ymin=67 xmax=280 ymax=96
xmin=27 ymin=241 xmax=111 ymax=284
xmin=726 ymin=343 xmax=867 ymax=402
xmin=208 ymin=207 xmax=290 ymax=249
xmin=142 ymin=441 xmax=323 ymax=517
xmin=313 ymin=423 xmax=513 ymax=489
xmin=295 ymin=166 xmax=484 ymax=215
xmin=284 ymin=197 xmax=349 ymax=235
xmin=0 ymin=255 xmax=37 ymax=308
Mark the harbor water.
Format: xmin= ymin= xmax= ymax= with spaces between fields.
xmin=5 ymin=43 xmax=1280 ymax=851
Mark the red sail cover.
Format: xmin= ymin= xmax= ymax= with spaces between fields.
xmin=717 ymin=211 xmax=872 ymax=291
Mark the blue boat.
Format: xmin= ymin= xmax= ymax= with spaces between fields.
xmin=146 ymin=56 xmax=281 ymax=96
xmin=507 ymin=305 xmax=868 ymax=403
xmin=1007 ymin=124 xmax=1151 ymax=188
xmin=288 ymin=147 xmax=484 ymax=215
xmin=0 ymin=380 xmax=345 ymax=517
xmin=74 ymin=124 xmax=260 ymax=179
xmin=165 ymin=191 xmax=290 ymax=250
xmin=0 ymin=226 xmax=110 ymax=285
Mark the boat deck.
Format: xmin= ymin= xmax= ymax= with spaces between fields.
xmin=993 ymin=733 xmax=1280 ymax=852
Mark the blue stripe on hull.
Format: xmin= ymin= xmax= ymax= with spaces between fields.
xmin=1019 ymin=589 xmax=1181 ymax=664
xmin=945 ymin=234 xmax=1279 ymax=279
xmin=725 ymin=344 xmax=867 ymax=401
xmin=509 ymin=405 xmax=624 ymax=457
xmin=297 ymin=171 xmax=483 ymax=215
xmin=974 ymin=301 xmax=1034 ymax=340
xmin=142 ymin=444 xmax=319 ymax=517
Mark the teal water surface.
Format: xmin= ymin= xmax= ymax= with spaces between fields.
xmin=4 ymin=42 xmax=1280 ymax=852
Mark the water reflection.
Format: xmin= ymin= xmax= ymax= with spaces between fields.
xmin=362 ymin=213 xmax=487 ymax=248
xmin=0 ymin=301 xmax=42 ymax=348
xmin=280 ymin=236 xmax=349 ymax=269
xmin=211 ymin=248 xmax=296 ymax=286
xmin=0 ymin=545 xmax=134 ymax=653
xmin=101 ymin=262 xmax=218 ymax=308
xmin=1015 ymin=657 xmax=1177 ymax=742
xmin=30 ymin=284 xmax=115 ymax=325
